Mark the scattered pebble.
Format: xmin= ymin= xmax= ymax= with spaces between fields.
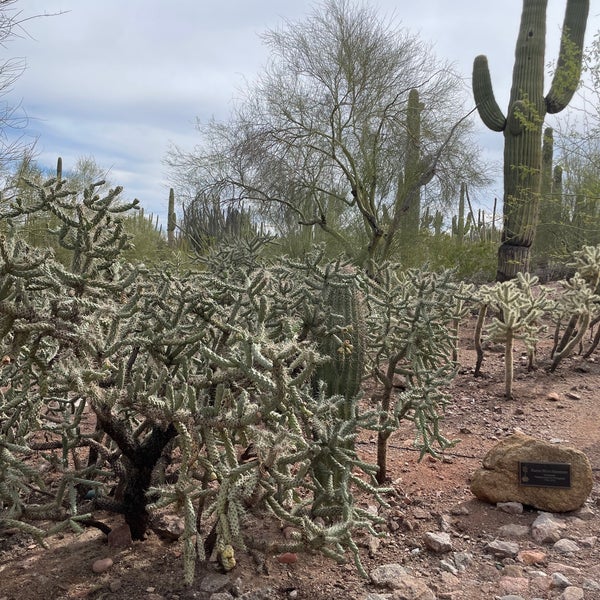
xmin=91 ymin=558 xmax=113 ymax=574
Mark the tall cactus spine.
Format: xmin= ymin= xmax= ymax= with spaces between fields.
xmin=472 ymin=0 xmax=589 ymax=281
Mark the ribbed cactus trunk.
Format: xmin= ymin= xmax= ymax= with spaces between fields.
xmin=382 ymin=88 xmax=425 ymax=261
xmin=532 ymin=126 xmax=555 ymax=265
xmin=472 ymin=0 xmax=589 ymax=281
xmin=167 ymin=188 xmax=176 ymax=247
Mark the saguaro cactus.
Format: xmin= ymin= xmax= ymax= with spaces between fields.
xmin=167 ymin=187 xmax=176 ymax=247
xmin=472 ymin=0 xmax=589 ymax=281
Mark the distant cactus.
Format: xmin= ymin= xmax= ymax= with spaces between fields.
xmin=167 ymin=188 xmax=176 ymax=247
xmin=473 ymin=0 xmax=589 ymax=280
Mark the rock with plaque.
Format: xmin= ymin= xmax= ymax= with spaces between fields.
xmin=471 ymin=432 xmax=592 ymax=512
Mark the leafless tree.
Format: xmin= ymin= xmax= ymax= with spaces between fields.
xmin=167 ymin=0 xmax=490 ymax=268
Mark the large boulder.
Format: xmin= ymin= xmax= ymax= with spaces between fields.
xmin=470 ymin=432 xmax=593 ymax=512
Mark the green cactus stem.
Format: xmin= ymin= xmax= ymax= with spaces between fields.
xmin=315 ymin=270 xmax=366 ymax=406
xmin=167 ymin=188 xmax=176 ymax=247
xmin=473 ymin=0 xmax=589 ymax=281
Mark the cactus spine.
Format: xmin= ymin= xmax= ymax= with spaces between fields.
xmin=472 ymin=0 xmax=589 ymax=281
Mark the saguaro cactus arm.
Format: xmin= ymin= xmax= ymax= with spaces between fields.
xmin=472 ymin=55 xmax=506 ymax=132
xmin=545 ymin=0 xmax=590 ymax=114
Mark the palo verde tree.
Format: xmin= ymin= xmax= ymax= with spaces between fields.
xmin=167 ymin=0 xmax=488 ymax=270
xmin=473 ymin=0 xmax=589 ymax=281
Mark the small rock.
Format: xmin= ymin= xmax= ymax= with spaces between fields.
xmin=497 ymin=596 xmax=526 ymax=600
xmin=497 ymin=502 xmax=524 ymax=514
xmin=580 ymin=535 xmax=597 ymax=548
xmin=199 ymin=573 xmax=230 ymax=594
xmin=108 ymin=579 xmax=122 ymax=592
xmin=370 ymin=564 xmax=408 ymax=588
xmin=531 ymin=513 xmax=565 ymax=544
xmin=547 ymin=392 xmax=561 ymax=401
xmin=210 ymin=593 xmax=234 ymax=600
xmin=108 ymin=523 xmax=132 ymax=548
xmin=498 ymin=524 xmax=530 ymax=538
xmin=453 ymin=551 xmax=473 ymax=571
xmin=583 ymin=578 xmax=600 ymax=591
xmin=485 ymin=539 xmax=519 ymax=558
xmin=439 ymin=560 xmax=458 ymax=575
xmin=276 ymin=553 xmax=298 ymax=564
xmin=561 ymin=587 xmax=584 ymax=600
xmin=573 ymin=506 xmax=595 ymax=521
xmin=565 ymin=391 xmax=581 ymax=400
xmin=551 ymin=573 xmax=572 ymax=589
xmin=151 ymin=514 xmax=185 ymax=541
xmin=449 ymin=504 xmax=470 ymax=516
xmin=498 ymin=576 xmax=529 ymax=596
xmin=547 ymin=563 xmax=581 ymax=575
xmin=91 ymin=557 xmax=113 ymax=574
xmin=517 ymin=550 xmax=546 ymax=565
xmin=439 ymin=571 xmax=459 ymax=588
xmin=423 ymin=531 xmax=452 ymax=553
xmin=553 ymin=539 xmax=580 ymax=554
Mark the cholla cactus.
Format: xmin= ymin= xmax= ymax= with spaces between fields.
xmin=475 ymin=273 xmax=553 ymax=397
xmin=360 ymin=265 xmax=465 ymax=482
xmin=0 ymin=177 xmax=387 ymax=584
xmin=550 ymin=244 xmax=600 ymax=370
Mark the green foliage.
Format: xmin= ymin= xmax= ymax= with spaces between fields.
xmin=360 ymin=265 xmax=467 ymax=482
xmin=473 ymin=0 xmax=589 ymax=279
xmin=475 ymin=273 xmax=553 ymax=398
xmin=550 ymin=244 xmax=600 ymax=371
xmin=0 ymin=177 xmax=390 ymax=583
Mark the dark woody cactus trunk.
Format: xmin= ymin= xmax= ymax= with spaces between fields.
xmin=472 ymin=0 xmax=589 ymax=281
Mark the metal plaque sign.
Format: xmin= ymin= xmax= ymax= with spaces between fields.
xmin=519 ymin=461 xmax=571 ymax=488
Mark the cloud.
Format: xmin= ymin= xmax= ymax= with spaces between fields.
xmin=2 ymin=0 xmax=596 ymax=222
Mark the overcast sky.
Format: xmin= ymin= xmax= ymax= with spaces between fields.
xmin=3 ymin=1 xmax=599 ymax=221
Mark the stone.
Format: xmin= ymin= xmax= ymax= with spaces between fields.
xmin=497 ymin=524 xmax=530 ymax=538
xmin=200 ymin=573 xmax=230 ymax=594
xmin=531 ymin=513 xmax=565 ymax=544
xmin=108 ymin=579 xmax=122 ymax=592
xmin=498 ymin=576 xmax=529 ymax=596
xmin=387 ymin=576 xmax=435 ymax=600
xmin=107 ymin=523 xmax=132 ymax=548
xmin=517 ymin=550 xmax=546 ymax=565
xmin=452 ymin=551 xmax=473 ymax=571
xmin=439 ymin=560 xmax=458 ymax=576
xmin=561 ymin=587 xmax=584 ymax=600
xmin=485 ymin=539 xmax=519 ymax=558
xmin=470 ymin=433 xmax=593 ymax=512
xmin=370 ymin=564 xmax=408 ymax=588
xmin=553 ymin=539 xmax=580 ymax=554
xmin=551 ymin=573 xmax=572 ymax=589
xmin=151 ymin=513 xmax=185 ymax=541
xmin=422 ymin=531 xmax=452 ymax=553
xmin=91 ymin=557 xmax=113 ymax=574
xmin=497 ymin=501 xmax=524 ymax=514
xmin=276 ymin=553 xmax=298 ymax=564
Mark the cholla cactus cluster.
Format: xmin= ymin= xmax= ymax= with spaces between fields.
xmin=360 ymin=265 xmax=469 ymax=482
xmin=0 ymin=175 xmax=390 ymax=583
xmin=3 ymin=169 xmax=599 ymax=585
xmin=474 ymin=273 xmax=553 ymax=398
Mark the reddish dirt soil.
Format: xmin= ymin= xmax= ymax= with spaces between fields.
xmin=2 ymin=319 xmax=600 ymax=600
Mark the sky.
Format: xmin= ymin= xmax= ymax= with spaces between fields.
xmin=2 ymin=0 xmax=599 ymax=222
